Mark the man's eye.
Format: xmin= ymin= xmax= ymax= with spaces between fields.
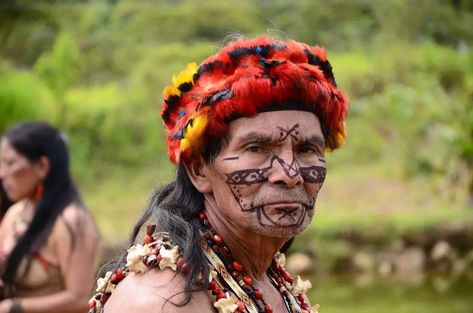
xmin=299 ymin=146 xmax=318 ymax=154
xmin=246 ymin=146 xmax=261 ymax=152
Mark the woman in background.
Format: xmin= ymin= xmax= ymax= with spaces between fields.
xmin=0 ymin=121 xmax=100 ymax=313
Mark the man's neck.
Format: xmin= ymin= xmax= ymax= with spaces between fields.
xmin=203 ymin=200 xmax=288 ymax=281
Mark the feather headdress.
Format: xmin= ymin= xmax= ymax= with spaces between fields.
xmin=161 ymin=36 xmax=349 ymax=164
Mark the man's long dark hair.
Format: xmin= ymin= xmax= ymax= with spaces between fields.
xmin=113 ymin=142 xmax=224 ymax=306
xmin=1 ymin=121 xmax=82 ymax=296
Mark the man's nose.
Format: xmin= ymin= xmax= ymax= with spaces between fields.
xmin=268 ymin=154 xmax=303 ymax=188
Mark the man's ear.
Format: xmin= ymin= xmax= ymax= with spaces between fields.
xmin=184 ymin=156 xmax=213 ymax=193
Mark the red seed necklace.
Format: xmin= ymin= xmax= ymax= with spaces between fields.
xmin=199 ymin=211 xmax=311 ymax=313
xmin=88 ymin=217 xmax=314 ymax=313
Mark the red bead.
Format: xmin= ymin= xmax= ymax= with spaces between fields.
xmin=208 ymin=280 xmax=217 ymax=291
xmin=102 ymin=292 xmax=111 ymax=303
xmin=243 ymin=275 xmax=252 ymax=285
xmin=232 ymin=261 xmax=243 ymax=271
xmin=264 ymin=304 xmax=273 ymax=313
xmin=217 ymin=290 xmax=227 ymax=300
xmin=110 ymin=273 xmax=118 ymax=284
xmin=237 ymin=300 xmax=245 ymax=311
xmin=213 ymin=234 xmax=222 ymax=245
xmin=221 ymin=246 xmax=231 ymax=258
xmin=199 ymin=211 xmax=206 ymax=220
xmin=301 ymin=302 xmax=309 ymax=310
xmin=110 ymin=271 xmax=125 ymax=284
xmin=181 ymin=262 xmax=189 ymax=274
xmin=115 ymin=268 xmax=125 ymax=280
xmin=176 ymin=257 xmax=183 ymax=268
xmin=254 ymin=288 xmax=263 ymax=300
xmin=143 ymin=235 xmax=154 ymax=244
xmin=282 ymin=270 xmax=293 ymax=284
xmin=298 ymin=294 xmax=305 ymax=302
xmin=88 ymin=299 xmax=96 ymax=308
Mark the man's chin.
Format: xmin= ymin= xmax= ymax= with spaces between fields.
xmin=248 ymin=219 xmax=311 ymax=239
xmin=256 ymin=204 xmax=311 ymax=228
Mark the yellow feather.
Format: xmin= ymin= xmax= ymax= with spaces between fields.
xmin=180 ymin=114 xmax=208 ymax=152
xmin=163 ymin=85 xmax=181 ymax=98
xmin=172 ymin=62 xmax=198 ymax=87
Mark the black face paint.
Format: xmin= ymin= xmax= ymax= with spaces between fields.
xmin=277 ymin=124 xmax=300 ymax=142
xmin=225 ymin=157 xmax=326 ymax=227
xmin=222 ymin=156 xmax=240 ymax=161
xmin=222 ymin=123 xmax=326 ymax=228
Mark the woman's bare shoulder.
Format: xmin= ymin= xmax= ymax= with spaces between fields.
xmin=54 ymin=204 xmax=98 ymax=237
xmin=104 ymin=269 xmax=214 ymax=313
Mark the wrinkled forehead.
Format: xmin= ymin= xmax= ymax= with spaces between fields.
xmin=226 ymin=110 xmax=323 ymax=142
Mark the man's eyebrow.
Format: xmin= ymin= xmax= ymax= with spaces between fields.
xmin=236 ymin=132 xmax=272 ymax=144
xmin=299 ymin=135 xmax=325 ymax=148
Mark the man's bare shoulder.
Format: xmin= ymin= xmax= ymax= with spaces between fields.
xmin=104 ymin=269 xmax=214 ymax=313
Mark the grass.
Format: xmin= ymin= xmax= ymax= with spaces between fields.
xmin=309 ymin=275 xmax=473 ymax=313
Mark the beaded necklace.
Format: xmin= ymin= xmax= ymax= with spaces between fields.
xmin=88 ymin=220 xmax=317 ymax=313
xmin=199 ymin=211 xmax=311 ymax=313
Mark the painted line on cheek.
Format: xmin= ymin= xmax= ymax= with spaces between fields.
xmin=222 ymin=156 xmax=240 ymax=161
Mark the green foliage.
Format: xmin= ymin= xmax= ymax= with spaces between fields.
xmin=1 ymin=0 xmax=473 ymax=222
xmin=34 ymin=32 xmax=79 ymax=97
xmin=0 ymin=64 xmax=57 ymax=132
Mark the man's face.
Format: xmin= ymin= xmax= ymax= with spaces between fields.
xmin=202 ymin=110 xmax=327 ymax=238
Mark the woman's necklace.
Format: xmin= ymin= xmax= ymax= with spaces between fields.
xmin=88 ymin=218 xmax=317 ymax=313
xmin=13 ymin=201 xmax=34 ymax=239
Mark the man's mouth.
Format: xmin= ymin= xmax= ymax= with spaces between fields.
xmin=257 ymin=203 xmax=307 ymax=228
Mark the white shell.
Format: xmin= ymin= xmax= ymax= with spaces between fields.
xmin=291 ymin=275 xmax=312 ymax=295
xmin=158 ymin=245 xmax=179 ymax=271
xmin=213 ymin=297 xmax=239 ymax=313
xmin=274 ymin=252 xmax=286 ymax=267
xmin=208 ymin=267 xmax=218 ymax=283
xmin=96 ymin=271 xmax=115 ymax=293
xmin=126 ymin=244 xmax=152 ymax=273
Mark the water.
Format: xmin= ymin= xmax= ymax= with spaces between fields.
xmin=308 ymin=275 xmax=473 ymax=313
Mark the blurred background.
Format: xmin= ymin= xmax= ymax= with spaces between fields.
xmin=1 ymin=0 xmax=472 ymax=312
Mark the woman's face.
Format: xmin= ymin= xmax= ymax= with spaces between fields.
xmin=0 ymin=138 xmax=45 ymax=201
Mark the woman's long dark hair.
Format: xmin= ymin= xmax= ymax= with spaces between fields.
xmin=0 ymin=183 xmax=12 ymax=220
xmin=1 ymin=121 xmax=82 ymax=295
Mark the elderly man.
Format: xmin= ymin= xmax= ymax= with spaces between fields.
xmin=89 ymin=36 xmax=349 ymax=313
